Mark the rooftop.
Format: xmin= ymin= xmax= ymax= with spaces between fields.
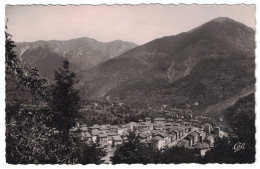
xmin=206 ymin=135 xmax=214 ymax=141
xmin=91 ymin=129 xmax=100 ymax=136
xmin=81 ymin=126 xmax=88 ymax=131
xmin=98 ymin=133 xmax=107 ymax=137
xmin=184 ymin=135 xmax=193 ymax=140
xmin=106 ymin=131 xmax=118 ymax=136
xmin=151 ymin=136 xmax=164 ymax=141
xmin=112 ymin=135 xmax=122 ymax=141
xmin=177 ymin=139 xmax=189 ymax=147
xmin=121 ymin=125 xmax=128 ymax=128
xmin=155 ymin=132 xmax=168 ymax=138
xmin=189 ymin=132 xmax=199 ymax=137
xmin=154 ymin=118 xmax=166 ymax=121
xmin=89 ymin=124 xmax=100 ymax=129
xmin=193 ymin=142 xmax=210 ymax=149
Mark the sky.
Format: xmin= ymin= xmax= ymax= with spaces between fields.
xmin=5 ymin=4 xmax=256 ymax=45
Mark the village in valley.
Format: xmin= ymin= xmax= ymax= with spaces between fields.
xmin=68 ymin=100 xmax=232 ymax=163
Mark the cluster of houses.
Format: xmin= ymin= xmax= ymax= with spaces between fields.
xmin=70 ymin=117 xmax=221 ymax=156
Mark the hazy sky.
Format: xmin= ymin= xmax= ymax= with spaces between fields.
xmin=6 ymin=4 xmax=255 ymax=45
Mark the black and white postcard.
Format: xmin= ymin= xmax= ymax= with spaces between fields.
xmin=2 ymin=1 xmax=258 ymax=167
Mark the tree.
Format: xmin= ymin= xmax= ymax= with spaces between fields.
xmin=5 ymin=25 xmax=47 ymax=105
xmin=111 ymin=132 xmax=200 ymax=164
xmin=78 ymin=143 xmax=106 ymax=164
xmin=111 ymin=131 xmax=156 ymax=164
xmin=6 ymin=108 xmax=105 ymax=164
xmin=49 ymin=60 xmax=81 ymax=140
xmin=202 ymin=136 xmax=235 ymax=163
xmin=158 ymin=146 xmax=199 ymax=164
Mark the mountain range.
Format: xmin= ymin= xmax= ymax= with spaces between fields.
xmin=14 ymin=37 xmax=137 ymax=77
xmin=14 ymin=17 xmax=255 ymax=115
xmin=78 ymin=17 xmax=255 ymax=112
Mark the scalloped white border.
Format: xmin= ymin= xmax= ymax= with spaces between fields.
xmin=0 ymin=1 xmax=259 ymax=169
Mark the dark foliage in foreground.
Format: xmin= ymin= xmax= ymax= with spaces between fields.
xmin=6 ymin=106 xmax=106 ymax=164
xmin=111 ymin=132 xmax=199 ymax=164
xmin=6 ymin=28 xmax=106 ymax=164
xmin=48 ymin=60 xmax=82 ymax=140
xmin=202 ymin=94 xmax=255 ymax=163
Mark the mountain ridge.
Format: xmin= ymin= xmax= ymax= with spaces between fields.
xmin=79 ymin=17 xmax=255 ymax=101
xmin=14 ymin=37 xmax=137 ymax=78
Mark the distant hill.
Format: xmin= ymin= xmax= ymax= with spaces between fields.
xmin=14 ymin=38 xmax=137 ymax=78
xmin=79 ymin=17 xmax=255 ymax=111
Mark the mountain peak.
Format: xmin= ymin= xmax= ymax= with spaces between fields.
xmin=210 ymin=17 xmax=235 ymax=23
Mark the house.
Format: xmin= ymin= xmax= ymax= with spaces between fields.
xmin=168 ymin=133 xmax=177 ymax=143
xmin=107 ymin=136 xmax=113 ymax=145
xmin=165 ymin=123 xmax=172 ymax=130
xmin=189 ymin=132 xmax=199 ymax=145
xmin=127 ymin=122 xmax=137 ymax=131
xmin=176 ymin=139 xmax=189 ymax=148
xmin=176 ymin=119 xmax=184 ymax=126
xmin=187 ymin=127 xmax=193 ymax=133
xmin=167 ymin=131 xmax=178 ymax=141
xmin=137 ymin=123 xmax=153 ymax=131
xmin=145 ymin=117 xmax=151 ymax=125
xmin=139 ymin=131 xmax=152 ymax=142
xmin=89 ymin=124 xmax=100 ymax=131
xmin=99 ymin=125 xmax=110 ymax=132
xmin=154 ymin=124 xmax=165 ymax=130
xmin=184 ymin=135 xmax=193 ymax=147
xmin=112 ymin=136 xmax=123 ymax=146
xmin=97 ymin=132 xmax=108 ymax=142
xmin=166 ymin=118 xmax=174 ymax=123
xmin=171 ymin=129 xmax=181 ymax=139
xmin=203 ymin=123 xmax=212 ymax=135
xmin=171 ymin=122 xmax=180 ymax=129
xmin=154 ymin=132 xmax=171 ymax=147
xmin=183 ymin=127 xmax=189 ymax=133
xmin=150 ymin=130 xmax=160 ymax=136
xmin=117 ymin=127 xmax=125 ymax=135
xmin=184 ymin=122 xmax=191 ymax=127
xmin=151 ymin=136 xmax=166 ymax=150
xmin=197 ymin=131 xmax=206 ymax=142
xmin=173 ymin=128 xmax=184 ymax=138
xmin=109 ymin=125 xmax=119 ymax=133
xmin=81 ymin=132 xmax=92 ymax=141
xmin=91 ymin=129 xmax=99 ymax=143
xmin=120 ymin=125 xmax=128 ymax=132
xmin=107 ymin=131 xmax=118 ymax=145
xmin=205 ymin=135 xmax=214 ymax=147
xmin=154 ymin=118 xmax=166 ymax=125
